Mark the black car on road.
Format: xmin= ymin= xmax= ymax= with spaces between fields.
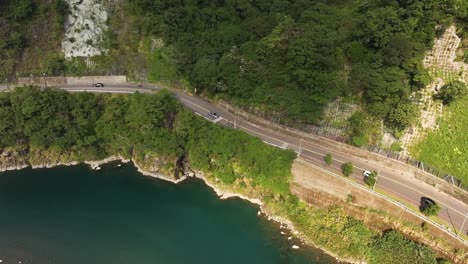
xmin=93 ymin=83 xmax=104 ymax=87
xmin=420 ymin=196 xmax=437 ymax=211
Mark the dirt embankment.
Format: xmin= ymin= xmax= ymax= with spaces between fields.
xmin=291 ymin=158 xmax=467 ymax=263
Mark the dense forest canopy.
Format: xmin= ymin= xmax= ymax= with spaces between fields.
xmin=118 ymin=0 xmax=462 ymax=127
xmin=0 ymin=86 xmax=294 ymax=194
xmin=1 ymin=0 xmax=466 ymax=129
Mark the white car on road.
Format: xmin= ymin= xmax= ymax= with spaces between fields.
xmin=363 ymin=170 xmax=372 ymax=177
xmin=208 ymin=112 xmax=219 ymax=119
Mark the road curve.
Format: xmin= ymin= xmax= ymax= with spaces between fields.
xmin=170 ymin=87 xmax=468 ymax=237
xmin=3 ymin=84 xmax=468 ymax=240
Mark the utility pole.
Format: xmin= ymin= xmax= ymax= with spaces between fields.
xmin=299 ymin=138 xmax=302 ymax=156
xmin=43 ymin=73 xmax=47 ymax=88
xmin=5 ymin=78 xmax=8 ymax=90
xmin=459 ymin=213 xmax=468 ymax=237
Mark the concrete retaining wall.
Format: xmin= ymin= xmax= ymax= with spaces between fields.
xmin=18 ymin=77 xmax=67 ymax=87
xmin=17 ymin=76 xmax=126 ymax=87
xmin=66 ymin=76 xmax=126 ymax=85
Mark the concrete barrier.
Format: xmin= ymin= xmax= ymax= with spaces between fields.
xmin=18 ymin=77 xmax=67 ymax=87
xmin=66 ymin=76 xmax=126 ymax=85
xmin=17 ymin=76 xmax=127 ymax=87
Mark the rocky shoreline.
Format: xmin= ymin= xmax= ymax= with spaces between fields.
xmin=106 ymin=158 xmax=354 ymax=263
xmin=0 ymin=156 xmax=354 ymax=263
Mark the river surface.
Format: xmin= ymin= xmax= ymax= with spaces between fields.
xmin=0 ymin=163 xmax=337 ymax=264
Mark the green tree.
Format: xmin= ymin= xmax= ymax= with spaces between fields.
xmin=422 ymin=202 xmax=441 ymax=217
xmin=364 ymin=67 xmax=411 ymax=119
xmin=191 ymin=57 xmax=218 ymax=92
xmin=358 ymin=6 xmax=404 ymax=49
xmin=51 ymin=0 xmax=70 ymax=26
xmin=434 ymin=80 xmax=467 ymax=105
xmin=341 ymin=162 xmax=353 ymax=177
xmin=365 ymin=171 xmax=378 ymax=188
xmin=347 ymin=111 xmax=376 ymax=147
xmin=43 ymin=55 xmax=67 ymax=75
xmin=7 ymin=0 xmax=34 ymax=22
xmin=380 ymin=34 xmax=416 ymax=67
xmin=387 ymin=102 xmax=419 ymax=130
xmin=7 ymin=31 xmax=25 ymax=50
xmin=370 ymin=230 xmax=436 ymax=264
xmin=0 ymin=93 xmax=16 ymax=147
xmin=324 ymin=153 xmax=333 ymax=166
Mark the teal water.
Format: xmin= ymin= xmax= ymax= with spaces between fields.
xmin=0 ymin=163 xmax=337 ymax=264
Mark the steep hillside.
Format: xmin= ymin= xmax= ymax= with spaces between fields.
xmin=1 ymin=0 xmax=466 ymax=150
xmin=0 ymin=0 xmax=69 ymax=79
xmin=103 ymin=0 xmax=459 ymax=129
xmin=409 ymin=23 xmax=468 ymax=184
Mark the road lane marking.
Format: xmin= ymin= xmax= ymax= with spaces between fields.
xmin=298 ymin=159 xmax=467 ymax=243
xmin=299 ymin=149 xmax=467 ymax=218
xmin=180 ymin=98 xmax=211 ymax=112
xmin=233 ymin=117 xmax=468 ymax=218
xmin=296 ymin=146 xmax=466 ymax=216
xmin=263 ymin=140 xmax=282 ymax=148
xmin=71 ymin=89 xmax=468 ymax=220
xmin=194 ymin=112 xmax=212 ymax=121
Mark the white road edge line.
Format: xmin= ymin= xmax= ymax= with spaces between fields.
xmin=68 ymin=91 xmax=468 ymax=228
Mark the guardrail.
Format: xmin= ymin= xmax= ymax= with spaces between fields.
xmin=365 ymin=145 xmax=466 ymax=191
xmin=4 ymin=80 xmax=466 ymax=194
xmin=3 ymin=80 xmax=466 ymax=245
xmin=294 ymin=158 xmax=468 ymax=246
xmin=216 ymin=100 xmax=467 ymax=193
xmin=241 ymin=134 xmax=467 ymax=244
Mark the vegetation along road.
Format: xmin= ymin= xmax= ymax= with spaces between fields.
xmin=7 ymin=83 xmax=467 ymax=241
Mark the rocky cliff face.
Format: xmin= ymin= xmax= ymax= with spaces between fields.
xmin=62 ymin=0 xmax=108 ymax=58
xmin=0 ymin=147 xmax=29 ymax=171
xmin=131 ymin=152 xmax=192 ymax=182
xmin=0 ymin=146 xmax=190 ymax=184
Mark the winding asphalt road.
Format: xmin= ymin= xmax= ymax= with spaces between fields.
xmin=3 ymin=83 xmax=468 ymax=242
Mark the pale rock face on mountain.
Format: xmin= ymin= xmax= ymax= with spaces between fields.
xmin=62 ymin=0 xmax=108 ymax=58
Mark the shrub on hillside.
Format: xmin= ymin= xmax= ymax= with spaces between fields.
xmin=434 ymin=80 xmax=467 ymax=105
xmin=341 ymin=162 xmax=353 ymax=177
